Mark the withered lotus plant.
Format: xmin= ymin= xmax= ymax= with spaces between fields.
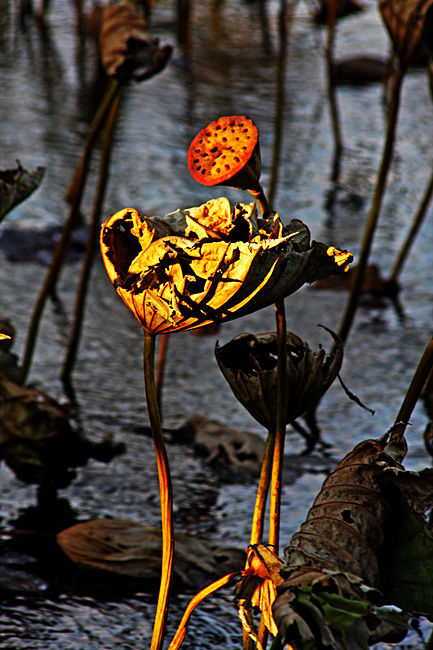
xmin=100 ymin=199 xmax=352 ymax=335
xmin=215 ymin=327 xmax=343 ymax=438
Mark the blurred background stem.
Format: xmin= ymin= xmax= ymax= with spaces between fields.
xmin=61 ymin=87 xmax=124 ymax=386
xmin=19 ymin=80 xmax=122 ymax=385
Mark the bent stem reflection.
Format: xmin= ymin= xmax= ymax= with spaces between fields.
xmin=143 ymin=333 xmax=174 ymax=650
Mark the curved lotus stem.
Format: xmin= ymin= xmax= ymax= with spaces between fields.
xmin=143 ymin=333 xmax=174 ymax=650
xmin=167 ymin=571 xmax=242 ymax=650
xmin=393 ymin=336 xmax=433 ymax=442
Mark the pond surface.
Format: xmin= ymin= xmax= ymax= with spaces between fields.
xmin=1 ymin=0 xmax=433 ymax=648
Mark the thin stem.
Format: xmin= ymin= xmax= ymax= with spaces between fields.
xmin=249 ymin=185 xmax=270 ymax=217
xmin=394 ymin=336 xmax=433 ymax=437
xmin=61 ymin=88 xmax=123 ymax=384
xmin=388 ymin=165 xmax=433 ymax=284
xmin=268 ymin=299 xmax=287 ymax=554
xmin=19 ymin=80 xmax=122 ymax=385
xmin=338 ymin=62 xmax=405 ymax=344
xmin=250 ymin=430 xmax=276 ymax=545
xmin=268 ymin=0 xmax=292 ymax=207
xmin=144 ymin=333 xmax=174 ymax=650
xmin=325 ymin=0 xmax=343 ymax=176
xmin=65 ymin=79 xmax=120 ymax=203
xmin=156 ymin=333 xmax=170 ymax=412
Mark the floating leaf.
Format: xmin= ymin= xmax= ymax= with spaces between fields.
xmin=379 ymin=0 xmax=433 ymax=64
xmin=0 ymin=163 xmax=45 ymax=223
xmin=188 ymin=116 xmax=262 ymax=192
xmin=100 ymin=198 xmax=352 ymax=335
xmin=215 ymin=327 xmax=343 ymax=434
xmin=0 ymin=376 xmax=124 ymax=490
xmin=99 ymin=3 xmax=172 ymax=82
xmin=57 ymin=518 xmax=245 ymax=589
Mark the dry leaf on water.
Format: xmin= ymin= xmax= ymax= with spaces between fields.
xmin=272 ymin=430 xmax=433 ymax=649
xmin=379 ymin=0 xmax=433 ymax=64
xmin=57 ymin=518 xmax=245 ymax=589
xmin=0 ymin=163 xmax=45 ymax=223
xmin=0 ymin=377 xmax=124 ymax=490
xmin=100 ymin=198 xmax=352 ymax=335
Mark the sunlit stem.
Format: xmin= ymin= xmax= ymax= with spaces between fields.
xmin=156 ymin=333 xmax=170 ymax=411
xmin=393 ymin=336 xmax=433 ymax=441
xmin=61 ymin=88 xmax=124 ymax=385
xmin=338 ymin=62 xmax=405 ymax=345
xmin=388 ymin=166 xmax=433 ymax=284
xmin=250 ymin=431 xmax=276 ymax=545
xmin=144 ymin=333 xmax=174 ymax=650
xmin=19 ymin=79 xmax=122 ymax=385
xmin=269 ymin=299 xmax=288 ymax=553
xmin=249 ymin=185 xmax=271 ymax=217
xmin=167 ymin=571 xmax=241 ymax=650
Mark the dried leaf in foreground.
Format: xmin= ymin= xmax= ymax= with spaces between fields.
xmin=100 ymin=198 xmax=352 ymax=335
xmin=273 ymin=430 xmax=433 ymax=649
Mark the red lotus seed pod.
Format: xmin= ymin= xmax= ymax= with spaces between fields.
xmin=187 ymin=116 xmax=262 ymax=192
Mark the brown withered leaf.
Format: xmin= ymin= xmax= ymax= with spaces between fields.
xmin=99 ymin=3 xmax=171 ymax=81
xmin=57 ymin=518 xmax=245 ymax=590
xmin=0 ymin=376 xmax=124 ymax=490
xmin=100 ymin=199 xmax=352 ymax=335
xmin=0 ymin=163 xmax=45 ymax=223
xmin=272 ymin=429 xmax=433 ymax=649
xmin=379 ymin=0 xmax=433 ymax=64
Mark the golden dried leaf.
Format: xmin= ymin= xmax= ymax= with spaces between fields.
xmin=236 ymin=545 xmax=284 ymax=641
xmin=379 ymin=0 xmax=433 ymax=64
xmin=100 ymin=199 xmax=352 ymax=335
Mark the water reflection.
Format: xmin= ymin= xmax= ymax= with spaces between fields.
xmin=1 ymin=0 xmax=433 ymax=648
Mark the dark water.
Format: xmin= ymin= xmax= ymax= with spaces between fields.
xmin=1 ymin=0 xmax=433 ymax=647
